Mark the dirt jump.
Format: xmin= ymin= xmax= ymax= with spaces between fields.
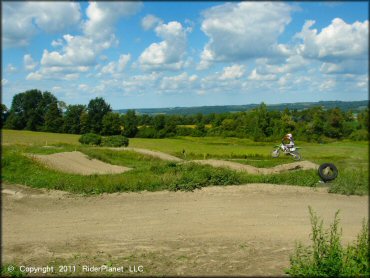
xmin=108 ymin=147 xmax=183 ymax=162
xmin=191 ymin=159 xmax=319 ymax=174
xmin=30 ymin=151 xmax=132 ymax=175
xmin=2 ymin=183 xmax=367 ymax=276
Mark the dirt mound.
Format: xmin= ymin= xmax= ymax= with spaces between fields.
xmin=2 ymin=183 xmax=367 ymax=276
xmin=191 ymin=159 xmax=319 ymax=174
xmin=31 ymin=151 xmax=131 ymax=175
xmin=108 ymin=147 xmax=183 ymax=162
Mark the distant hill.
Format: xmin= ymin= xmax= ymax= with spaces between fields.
xmin=115 ymin=100 xmax=368 ymax=115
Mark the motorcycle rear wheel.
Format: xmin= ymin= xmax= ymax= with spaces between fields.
xmin=291 ymin=151 xmax=301 ymax=161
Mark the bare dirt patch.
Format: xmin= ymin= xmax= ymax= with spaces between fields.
xmin=192 ymin=159 xmax=319 ymax=174
xmin=30 ymin=151 xmax=131 ymax=175
xmin=2 ymin=183 xmax=367 ymax=276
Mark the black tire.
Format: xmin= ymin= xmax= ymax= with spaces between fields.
xmin=318 ymin=163 xmax=338 ymax=182
xmin=291 ymin=151 xmax=301 ymax=161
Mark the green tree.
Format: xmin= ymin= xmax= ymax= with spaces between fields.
xmin=122 ymin=110 xmax=138 ymax=137
xmin=87 ymin=97 xmax=111 ymax=134
xmin=80 ymin=111 xmax=90 ymax=134
xmin=153 ymin=114 xmax=166 ymax=131
xmin=102 ymin=112 xmax=122 ymax=135
xmin=44 ymin=102 xmax=64 ymax=133
xmin=63 ymin=105 xmax=86 ymax=134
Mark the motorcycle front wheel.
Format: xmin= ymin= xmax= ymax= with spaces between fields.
xmin=271 ymin=149 xmax=280 ymax=158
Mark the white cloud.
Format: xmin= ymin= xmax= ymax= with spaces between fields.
xmin=24 ymin=54 xmax=38 ymax=71
xmin=26 ymin=72 xmax=43 ymax=81
xmin=2 ymin=79 xmax=8 ymax=86
xmin=99 ymin=54 xmax=131 ymax=76
xmin=122 ymin=72 xmax=161 ymax=93
xmin=138 ymin=21 xmax=189 ymax=71
xmin=2 ymin=2 xmax=81 ymax=47
xmin=159 ymin=72 xmax=198 ymax=92
xmin=319 ymin=79 xmax=336 ymax=91
xmin=30 ymin=2 xmax=141 ymax=80
xmin=296 ymin=18 xmax=368 ymax=74
xmin=248 ymin=69 xmax=278 ymax=81
xmin=101 ymin=62 xmax=116 ymax=75
xmin=199 ymin=2 xmax=293 ymax=67
xmin=79 ymin=84 xmax=89 ymax=91
xmin=142 ymin=14 xmax=163 ymax=30
xmin=6 ymin=64 xmax=17 ymax=73
xmin=84 ymin=2 xmax=142 ymax=40
xmin=118 ymin=54 xmax=131 ymax=72
xmin=219 ymin=64 xmax=246 ymax=80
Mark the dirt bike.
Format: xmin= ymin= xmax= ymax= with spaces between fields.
xmin=271 ymin=144 xmax=301 ymax=161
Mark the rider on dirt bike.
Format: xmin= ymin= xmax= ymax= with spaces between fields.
xmin=282 ymin=133 xmax=295 ymax=152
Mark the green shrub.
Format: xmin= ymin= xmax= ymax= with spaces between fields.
xmin=79 ymin=133 xmax=102 ymax=145
xmin=101 ymin=135 xmax=129 ymax=147
xmin=349 ymin=129 xmax=369 ymax=141
xmin=286 ymin=207 xmax=369 ymax=277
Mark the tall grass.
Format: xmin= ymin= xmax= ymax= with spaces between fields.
xmin=286 ymin=207 xmax=369 ymax=277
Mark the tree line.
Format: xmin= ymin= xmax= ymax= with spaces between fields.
xmin=2 ymin=89 xmax=369 ymax=142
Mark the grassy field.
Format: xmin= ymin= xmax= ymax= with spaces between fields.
xmin=2 ymin=129 xmax=368 ymax=195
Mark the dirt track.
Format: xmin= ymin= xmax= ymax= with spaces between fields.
xmin=2 ymin=183 xmax=367 ymax=276
xmin=30 ymin=151 xmax=132 ymax=175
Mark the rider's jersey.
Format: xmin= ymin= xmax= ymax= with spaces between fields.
xmin=282 ymin=137 xmax=294 ymax=147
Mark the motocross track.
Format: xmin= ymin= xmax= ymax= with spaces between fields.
xmin=30 ymin=149 xmax=318 ymax=176
xmin=2 ymin=183 xmax=367 ymax=276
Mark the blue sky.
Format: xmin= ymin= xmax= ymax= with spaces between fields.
xmin=2 ymin=1 xmax=369 ymax=109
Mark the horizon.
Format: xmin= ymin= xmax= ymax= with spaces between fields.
xmin=2 ymin=1 xmax=369 ymax=109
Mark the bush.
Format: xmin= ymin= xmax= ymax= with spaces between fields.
xmin=349 ymin=129 xmax=369 ymax=141
xmin=101 ymin=135 xmax=129 ymax=147
xmin=286 ymin=207 xmax=369 ymax=277
xmin=79 ymin=133 xmax=102 ymax=145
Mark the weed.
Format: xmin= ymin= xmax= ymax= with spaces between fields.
xmin=286 ymin=207 xmax=369 ymax=277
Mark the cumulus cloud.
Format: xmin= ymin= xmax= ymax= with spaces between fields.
xmin=24 ymin=54 xmax=38 ymax=71
xmin=296 ymin=18 xmax=368 ymax=74
xmin=159 ymin=72 xmax=198 ymax=92
xmin=28 ymin=2 xmax=141 ymax=80
xmin=138 ymin=21 xmax=190 ymax=70
xmin=122 ymin=72 xmax=161 ymax=93
xmin=142 ymin=14 xmax=163 ymax=30
xmin=6 ymin=64 xmax=17 ymax=73
xmin=99 ymin=54 xmax=131 ymax=76
xmin=2 ymin=2 xmax=81 ymax=47
xmin=84 ymin=2 xmax=142 ymax=40
xmin=199 ymin=2 xmax=293 ymax=68
xmin=219 ymin=64 xmax=246 ymax=80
